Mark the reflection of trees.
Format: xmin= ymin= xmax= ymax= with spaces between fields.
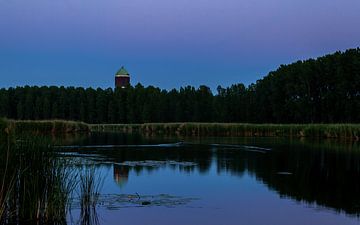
xmin=85 ymin=144 xmax=213 ymax=176
xmin=216 ymin=142 xmax=360 ymax=216
xmin=85 ymin=139 xmax=360 ymax=216
xmin=67 ymin=131 xmax=360 ymax=216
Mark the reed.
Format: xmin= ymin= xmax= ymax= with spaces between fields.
xmin=90 ymin=123 xmax=360 ymax=140
xmin=0 ymin=138 xmax=13 ymax=223
xmin=0 ymin=118 xmax=14 ymax=223
xmin=78 ymin=168 xmax=102 ymax=225
xmin=3 ymin=119 xmax=359 ymax=139
xmin=9 ymin=119 xmax=90 ymax=135
xmin=0 ymin=118 xmax=7 ymax=131
xmin=0 ymin=135 xmax=77 ymax=224
xmin=0 ymin=118 xmax=11 ymax=140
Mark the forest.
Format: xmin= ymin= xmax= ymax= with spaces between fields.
xmin=0 ymin=48 xmax=359 ymax=124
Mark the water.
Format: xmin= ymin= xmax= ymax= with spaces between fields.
xmin=2 ymin=133 xmax=359 ymax=224
xmin=51 ymin=133 xmax=360 ymax=225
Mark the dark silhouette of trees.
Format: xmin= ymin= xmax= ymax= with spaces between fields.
xmin=0 ymin=48 xmax=359 ymax=123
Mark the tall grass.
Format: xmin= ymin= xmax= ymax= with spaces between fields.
xmin=78 ymin=168 xmax=102 ymax=225
xmin=0 ymin=118 xmax=12 ymax=141
xmin=5 ymin=119 xmax=358 ymax=139
xmin=0 ymin=138 xmax=13 ymax=223
xmin=1 ymin=118 xmax=96 ymax=224
xmin=0 ymin=133 xmax=77 ymax=224
xmin=90 ymin=123 xmax=360 ymax=140
xmin=0 ymin=118 xmax=13 ymax=223
xmin=0 ymin=118 xmax=7 ymax=132
xmin=10 ymin=119 xmax=90 ymax=135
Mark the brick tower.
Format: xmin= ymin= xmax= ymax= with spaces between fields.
xmin=115 ymin=66 xmax=130 ymax=88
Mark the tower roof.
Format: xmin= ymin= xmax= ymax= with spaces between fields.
xmin=116 ymin=66 xmax=130 ymax=76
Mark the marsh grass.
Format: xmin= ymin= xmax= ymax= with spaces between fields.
xmin=0 ymin=118 xmax=95 ymax=224
xmin=0 ymin=131 xmax=78 ymax=224
xmin=0 ymin=118 xmax=7 ymax=132
xmin=10 ymin=120 xmax=90 ymax=135
xmin=0 ymin=118 xmax=15 ymax=223
xmin=90 ymin=123 xmax=360 ymax=140
xmin=78 ymin=168 xmax=103 ymax=225
xmin=4 ymin=119 xmax=358 ymax=139
xmin=0 ymin=138 xmax=15 ymax=223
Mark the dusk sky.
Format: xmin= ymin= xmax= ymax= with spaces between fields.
xmin=1 ymin=0 xmax=360 ymax=91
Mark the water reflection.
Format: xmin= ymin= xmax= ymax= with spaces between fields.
xmin=60 ymin=133 xmax=360 ymax=217
xmin=113 ymin=165 xmax=129 ymax=188
xmin=2 ymin=132 xmax=359 ymax=224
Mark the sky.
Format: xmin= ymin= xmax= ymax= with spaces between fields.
xmin=0 ymin=0 xmax=360 ymax=91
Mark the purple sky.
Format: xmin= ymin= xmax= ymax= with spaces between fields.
xmin=1 ymin=0 xmax=360 ymax=90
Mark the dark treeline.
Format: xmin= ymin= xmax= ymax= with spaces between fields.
xmin=0 ymin=48 xmax=359 ymax=124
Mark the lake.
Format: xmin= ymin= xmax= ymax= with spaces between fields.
xmin=54 ymin=132 xmax=360 ymax=225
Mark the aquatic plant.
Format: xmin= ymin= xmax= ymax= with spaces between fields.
xmin=10 ymin=119 xmax=90 ymax=135
xmin=0 ymin=140 xmax=14 ymax=223
xmin=0 ymin=118 xmax=11 ymax=141
xmin=0 ymin=119 xmax=15 ymax=223
xmin=78 ymin=168 xmax=103 ymax=225
xmin=90 ymin=123 xmax=360 ymax=140
xmin=0 ymin=118 xmax=7 ymax=132
xmin=0 ymin=135 xmax=77 ymax=224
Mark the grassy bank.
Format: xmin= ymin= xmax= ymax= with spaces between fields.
xmin=1 ymin=119 xmax=359 ymax=139
xmin=0 ymin=119 xmax=102 ymax=224
xmin=0 ymin=118 xmax=11 ymax=142
xmin=90 ymin=123 xmax=360 ymax=140
xmin=0 ymin=130 xmax=75 ymax=223
xmin=3 ymin=119 xmax=90 ymax=135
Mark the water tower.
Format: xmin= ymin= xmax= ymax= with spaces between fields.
xmin=115 ymin=66 xmax=130 ymax=88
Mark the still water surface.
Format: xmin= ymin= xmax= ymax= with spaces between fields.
xmin=59 ymin=133 xmax=360 ymax=225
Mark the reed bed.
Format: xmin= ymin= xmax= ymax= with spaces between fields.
xmin=90 ymin=123 xmax=360 ymax=140
xmin=2 ymin=118 xmax=359 ymax=139
xmin=0 ymin=133 xmax=77 ymax=224
xmin=9 ymin=119 xmax=90 ymax=135
xmin=0 ymin=118 xmax=7 ymax=131
xmin=0 ymin=118 xmax=11 ymax=140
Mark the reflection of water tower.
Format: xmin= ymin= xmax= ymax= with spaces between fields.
xmin=113 ymin=164 xmax=130 ymax=188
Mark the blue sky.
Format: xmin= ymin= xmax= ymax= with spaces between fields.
xmin=1 ymin=0 xmax=360 ymax=90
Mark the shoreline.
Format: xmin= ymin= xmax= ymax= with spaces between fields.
xmin=90 ymin=123 xmax=359 ymax=140
xmin=1 ymin=119 xmax=359 ymax=140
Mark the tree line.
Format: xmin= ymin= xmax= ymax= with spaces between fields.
xmin=0 ymin=48 xmax=359 ymax=124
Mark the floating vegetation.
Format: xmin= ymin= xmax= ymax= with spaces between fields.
xmin=72 ymin=194 xmax=199 ymax=210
